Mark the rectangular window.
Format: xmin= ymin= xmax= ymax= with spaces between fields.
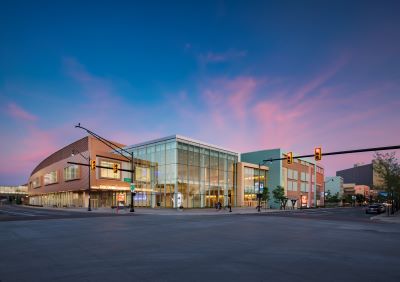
xmin=64 ymin=165 xmax=80 ymax=181
xmin=293 ymin=171 xmax=298 ymax=180
xmin=306 ymin=173 xmax=310 ymax=182
xmin=135 ymin=166 xmax=150 ymax=182
xmin=292 ymin=181 xmax=298 ymax=191
xmin=301 ymin=182 xmax=306 ymax=192
xmin=287 ymin=180 xmax=292 ymax=191
xmin=301 ymin=172 xmax=306 ymax=181
xmin=44 ymin=171 xmax=58 ymax=185
xmin=100 ymin=161 xmax=121 ymax=180
xmin=32 ymin=177 xmax=41 ymax=188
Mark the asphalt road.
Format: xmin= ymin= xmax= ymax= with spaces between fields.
xmin=0 ymin=206 xmax=399 ymax=282
xmin=0 ymin=205 xmax=122 ymax=221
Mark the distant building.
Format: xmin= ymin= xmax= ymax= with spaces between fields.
xmin=336 ymin=163 xmax=383 ymax=189
xmin=325 ymin=176 xmax=343 ymax=197
xmin=241 ymin=149 xmax=324 ymax=209
xmin=0 ymin=185 xmax=28 ymax=204
xmin=342 ymin=183 xmax=356 ymax=196
xmin=354 ymin=185 xmax=370 ymax=198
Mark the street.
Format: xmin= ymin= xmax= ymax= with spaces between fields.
xmin=0 ymin=206 xmax=399 ymax=282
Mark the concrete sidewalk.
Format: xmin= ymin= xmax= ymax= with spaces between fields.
xmin=371 ymin=210 xmax=400 ymax=223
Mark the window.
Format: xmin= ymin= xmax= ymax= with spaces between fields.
xmin=301 ymin=172 xmax=306 ymax=181
xmin=287 ymin=169 xmax=293 ymax=179
xmin=293 ymin=171 xmax=298 ymax=180
xmin=301 ymin=182 xmax=306 ymax=192
xmin=136 ymin=166 xmax=150 ymax=182
xmin=44 ymin=171 xmax=58 ymax=185
xmin=306 ymin=173 xmax=310 ymax=182
xmin=292 ymin=181 xmax=298 ymax=191
xmin=287 ymin=180 xmax=293 ymax=191
xmin=100 ymin=161 xmax=121 ymax=180
xmin=64 ymin=165 xmax=79 ymax=181
xmin=32 ymin=177 xmax=41 ymax=188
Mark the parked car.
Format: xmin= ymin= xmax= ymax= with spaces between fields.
xmin=377 ymin=203 xmax=386 ymax=213
xmin=365 ymin=204 xmax=384 ymax=214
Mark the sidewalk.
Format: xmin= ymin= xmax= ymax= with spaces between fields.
xmin=370 ymin=210 xmax=400 ymax=223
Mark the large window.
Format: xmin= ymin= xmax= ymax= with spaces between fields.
xmin=100 ymin=161 xmax=121 ymax=180
xmin=64 ymin=165 xmax=79 ymax=181
xmin=136 ymin=166 xmax=150 ymax=182
xmin=44 ymin=171 xmax=58 ymax=185
xmin=32 ymin=177 xmax=41 ymax=188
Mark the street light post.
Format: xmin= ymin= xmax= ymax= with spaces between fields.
xmin=72 ymin=149 xmax=91 ymax=211
xmin=130 ymin=152 xmax=135 ymax=212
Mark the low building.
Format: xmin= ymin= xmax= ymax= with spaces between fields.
xmin=342 ymin=183 xmax=356 ymax=196
xmin=354 ymin=185 xmax=370 ymax=198
xmin=28 ymin=136 xmax=154 ymax=208
xmin=0 ymin=185 xmax=28 ymax=204
xmin=241 ymin=149 xmax=324 ymax=209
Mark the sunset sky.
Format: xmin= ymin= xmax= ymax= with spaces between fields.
xmin=1 ymin=0 xmax=400 ymax=185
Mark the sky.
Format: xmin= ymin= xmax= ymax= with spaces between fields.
xmin=1 ymin=0 xmax=400 ymax=185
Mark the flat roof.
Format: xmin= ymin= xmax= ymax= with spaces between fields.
xmin=125 ymin=134 xmax=239 ymax=155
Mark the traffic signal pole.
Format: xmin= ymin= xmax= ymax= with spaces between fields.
xmin=75 ymin=123 xmax=136 ymax=212
xmin=264 ymin=145 xmax=400 ymax=163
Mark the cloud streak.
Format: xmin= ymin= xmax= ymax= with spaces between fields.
xmin=6 ymin=103 xmax=38 ymax=121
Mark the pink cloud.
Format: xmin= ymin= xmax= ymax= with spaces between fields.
xmin=6 ymin=102 xmax=37 ymax=121
xmin=0 ymin=126 xmax=58 ymax=177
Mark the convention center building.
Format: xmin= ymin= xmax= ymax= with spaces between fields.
xmin=28 ymin=135 xmax=268 ymax=209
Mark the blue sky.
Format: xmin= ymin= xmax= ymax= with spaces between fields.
xmin=1 ymin=0 xmax=400 ymax=185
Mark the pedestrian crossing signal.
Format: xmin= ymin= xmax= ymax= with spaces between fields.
xmin=287 ymin=152 xmax=293 ymax=165
xmin=315 ymin=147 xmax=322 ymax=161
xmin=90 ymin=160 xmax=96 ymax=170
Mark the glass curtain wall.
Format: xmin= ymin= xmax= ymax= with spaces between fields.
xmin=130 ymin=141 xmax=176 ymax=208
xmin=128 ymin=137 xmax=238 ymax=208
xmin=243 ymin=167 xmax=267 ymax=207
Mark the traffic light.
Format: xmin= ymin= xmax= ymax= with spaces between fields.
xmin=90 ymin=160 xmax=96 ymax=170
xmin=113 ymin=163 xmax=119 ymax=173
xmin=315 ymin=147 xmax=322 ymax=161
xmin=287 ymin=152 xmax=293 ymax=165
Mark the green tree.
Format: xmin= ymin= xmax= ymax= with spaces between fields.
xmin=272 ymin=185 xmax=288 ymax=210
xmin=262 ymin=186 xmax=269 ymax=202
xmin=373 ymin=152 xmax=400 ymax=212
xmin=326 ymin=191 xmax=340 ymax=203
xmin=355 ymin=194 xmax=365 ymax=205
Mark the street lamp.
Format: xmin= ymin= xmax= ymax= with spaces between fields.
xmin=71 ymin=149 xmax=91 ymax=211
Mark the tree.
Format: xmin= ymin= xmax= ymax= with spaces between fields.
xmin=262 ymin=186 xmax=269 ymax=202
xmin=355 ymin=194 xmax=365 ymax=205
xmin=326 ymin=191 xmax=340 ymax=203
xmin=373 ymin=152 xmax=400 ymax=212
xmin=272 ymin=185 xmax=288 ymax=210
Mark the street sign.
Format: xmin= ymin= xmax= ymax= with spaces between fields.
xmin=130 ymin=183 xmax=135 ymax=192
xmin=124 ymin=178 xmax=132 ymax=183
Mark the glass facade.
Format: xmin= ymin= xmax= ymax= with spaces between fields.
xmin=127 ymin=136 xmax=238 ymax=208
xmin=243 ymin=167 xmax=267 ymax=206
